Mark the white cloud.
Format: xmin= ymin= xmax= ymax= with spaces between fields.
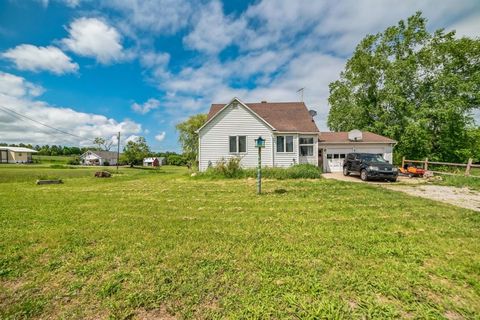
xmin=0 ymin=71 xmax=142 ymax=145
xmin=0 ymin=72 xmax=44 ymax=98
xmin=125 ymin=135 xmax=141 ymax=143
xmin=104 ymin=0 xmax=194 ymax=34
xmin=139 ymin=51 xmax=170 ymax=81
xmin=183 ymin=1 xmax=246 ymax=54
xmin=449 ymin=13 xmax=480 ymax=38
xmin=62 ymin=17 xmax=125 ymax=64
xmin=139 ymin=0 xmax=480 ymax=131
xmin=2 ymin=44 xmax=79 ymax=75
xmin=38 ymin=0 xmax=80 ymax=7
xmin=155 ymin=131 xmax=166 ymax=142
xmin=131 ymin=98 xmax=160 ymax=114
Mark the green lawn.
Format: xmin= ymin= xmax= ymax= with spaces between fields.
xmin=0 ymin=165 xmax=479 ymax=319
xmin=31 ymin=155 xmax=75 ymax=165
xmin=433 ymin=174 xmax=480 ymax=191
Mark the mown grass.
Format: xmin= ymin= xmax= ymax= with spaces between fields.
xmin=0 ymin=164 xmax=170 ymax=184
xmin=434 ymin=174 xmax=480 ymax=191
xmin=0 ymin=166 xmax=479 ymax=319
xmin=32 ymin=155 xmax=74 ymax=164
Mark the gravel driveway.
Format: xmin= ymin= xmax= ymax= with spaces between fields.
xmin=383 ymin=185 xmax=480 ymax=212
xmin=323 ymin=173 xmax=480 ymax=212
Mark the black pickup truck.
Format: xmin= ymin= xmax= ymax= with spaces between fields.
xmin=343 ymin=153 xmax=398 ymax=182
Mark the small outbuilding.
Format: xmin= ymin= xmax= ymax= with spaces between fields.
xmin=143 ymin=157 xmax=164 ymax=167
xmin=0 ymin=146 xmax=37 ymax=163
xmin=318 ymin=130 xmax=396 ymax=173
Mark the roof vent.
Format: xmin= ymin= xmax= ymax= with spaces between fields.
xmin=348 ymin=129 xmax=363 ymax=141
xmin=261 ymin=100 xmax=267 ymax=103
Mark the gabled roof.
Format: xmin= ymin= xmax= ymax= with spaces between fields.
xmin=205 ymin=99 xmax=319 ymax=133
xmin=0 ymin=146 xmax=37 ymax=153
xmin=144 ymin=157 xmax=164 ymax=161
xmin=319 ymin=131 xmax=396 ymax=144
xmin=83 ymin=150 xmax=119 ymax=158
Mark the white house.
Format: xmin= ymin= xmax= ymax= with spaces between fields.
xmin=80 ymin=150 xmax=118 ymax=166
xmin=197 ymin=97 xmax=397 ymax=173
xmin=197 ymin=98 xmax=320 ymax=171
xmin=0 ymin=146 xmax=37 ymax=163
xmin=318 ymin=130 xmax=396 ymax=172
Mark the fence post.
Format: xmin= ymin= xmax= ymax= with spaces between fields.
xmin=466 ymin=158 xmax=473 ymax=176
xmin=424 ymin=158 xmax=428 ymax=171
xmin=402 ymin=156 xmax=405 ymax=169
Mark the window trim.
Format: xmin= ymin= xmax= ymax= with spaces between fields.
xmin=229 ymin=135 xmax=247 ymax=154
xmin=276 ymin=135 xmax=294 ymax=153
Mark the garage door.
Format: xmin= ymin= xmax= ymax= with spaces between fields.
xmin=323 ymin=147 xmax=389 ymax=172
xmin=325 ymin=148 xmax=352 ymax=172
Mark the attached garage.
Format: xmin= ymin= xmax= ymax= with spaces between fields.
xmin=319 ymin=130 xmax=396 ymax=173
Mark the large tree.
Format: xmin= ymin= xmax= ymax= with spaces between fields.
xmin=176 ymin=114 xmax=207 ymax=165
xmin=328 ymin=12 xmax=480 ymax=162
xmin=93 ymin=137 xmax=113 ymax=151
xmin=122 ymin=137 xmax=150 ymax=167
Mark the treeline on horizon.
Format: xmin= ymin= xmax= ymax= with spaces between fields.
xmin=0 ymin=142 xmax=188 ymax=166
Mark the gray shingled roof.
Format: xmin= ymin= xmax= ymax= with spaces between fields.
xmin=86 ymin=150 xmax=119 ymax=158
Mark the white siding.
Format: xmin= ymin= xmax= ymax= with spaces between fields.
xmin=199 ymin=104 xmax=273 ymax=171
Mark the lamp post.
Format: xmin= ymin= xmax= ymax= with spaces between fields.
xmin=254 ymin=136 xmax=265 ymax=194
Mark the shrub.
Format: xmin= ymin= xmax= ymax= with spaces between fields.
xmin=50 ymin=164 xmax=67 ymax=169
xmin=67 ymin=157 xmax=80 ymax=165
xmin=167 ymin=154 xmax=188 ymax=166
xmin=209 ymin=157 xmax=243 ymax=178
xmin=200 ymin=161 xmax=321 ymax=179
xmin=103 ymin=161 xmax=110 ymax=166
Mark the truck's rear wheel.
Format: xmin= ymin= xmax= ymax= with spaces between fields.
xmin=343 ymin=166 xmax=350 ymax=176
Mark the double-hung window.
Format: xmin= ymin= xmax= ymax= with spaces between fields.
xmin=276 ymin=136 xmax=293 ymax=152
xmin=229 ymin=136 xmax=247 ymax=153
xmin=299 ymin=137 xmax=314 ymax=156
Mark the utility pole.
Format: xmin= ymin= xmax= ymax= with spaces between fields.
xmin=116 ymin=131 xmax=120 ymax=172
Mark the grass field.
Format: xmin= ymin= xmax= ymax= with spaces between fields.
xmin=31 ymin=155 xmax=75 ymax=164
xmin=434 ymin=174 xmax=480 ymax=191
xmin=0 ymin=165 xmax=479 ymax=319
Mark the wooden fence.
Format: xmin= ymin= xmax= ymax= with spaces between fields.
xmin=401 ymin=157 xmax=480 ymax=177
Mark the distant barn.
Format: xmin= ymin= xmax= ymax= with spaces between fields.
xmin=143 ymin=157 xmax=165 ymax=167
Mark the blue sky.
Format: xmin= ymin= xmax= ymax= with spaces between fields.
xmin=0 ymin=0 xmax=479 ymax=152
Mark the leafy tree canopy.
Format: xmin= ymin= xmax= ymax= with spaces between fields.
xmin=122 ymin=136 xmax=150 ymax=167
xmin=327 ymin=12 xmax=480 ymax=162
xmin=176 ymin=114 xmax=207 ymax=164
xmin=93 ymin=137 xmax=113 ymax=151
